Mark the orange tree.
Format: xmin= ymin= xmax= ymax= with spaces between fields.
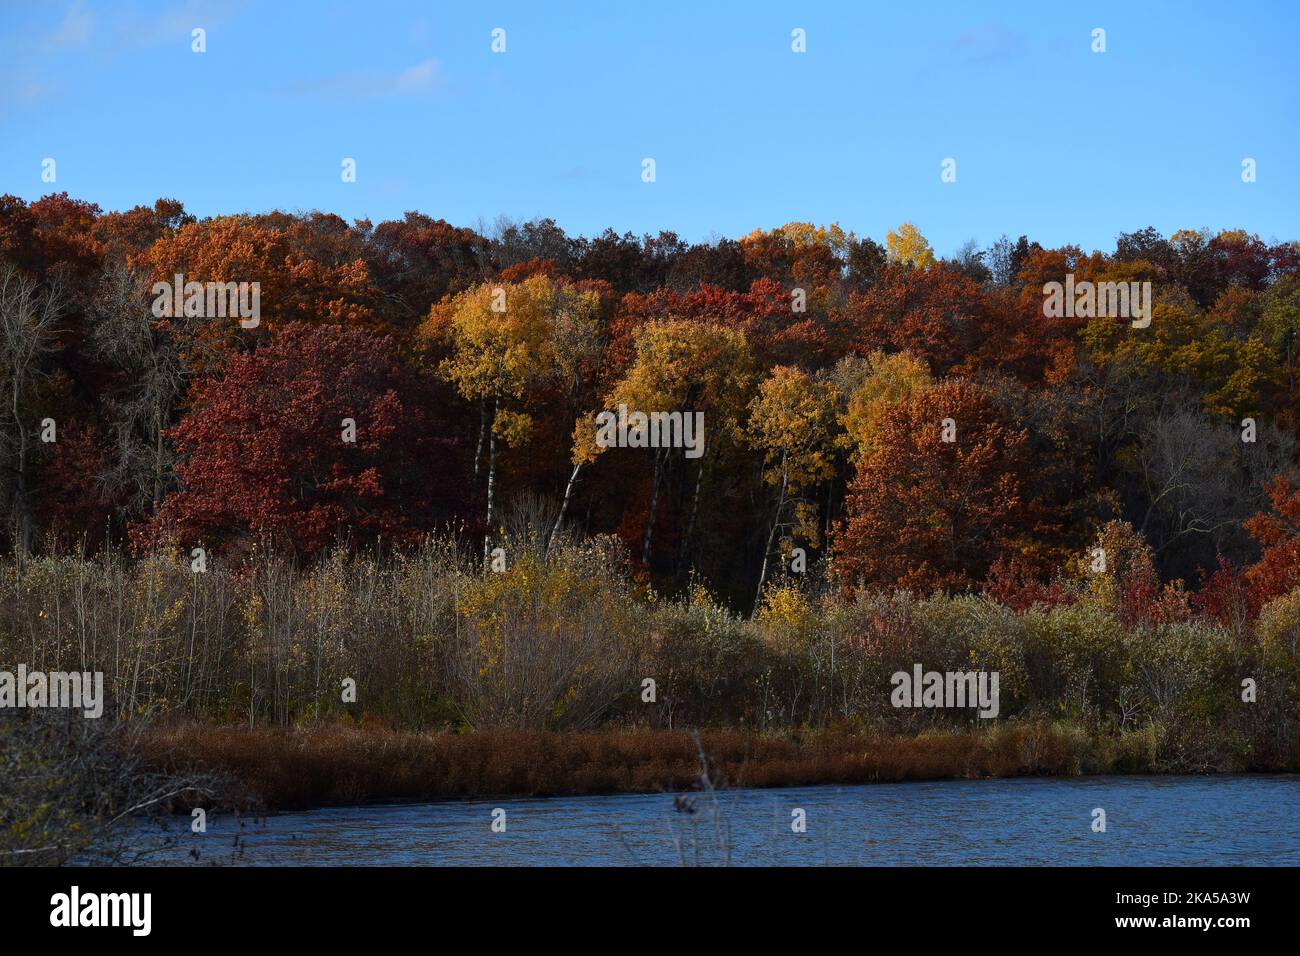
xmin=835 ymin=378 xmax=1052 ymax=593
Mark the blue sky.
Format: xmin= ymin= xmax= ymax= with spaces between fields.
xmin=2 ymin=0 xmax=1297 ymax=255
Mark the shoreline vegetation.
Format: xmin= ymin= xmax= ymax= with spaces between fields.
xmin=5 ymin=532 xmax=1298 ymax=743
xmin=4 ymin=533 xmax=1298 ymax=830
xmin=138 ymin=722 xmax=1300 ymax=814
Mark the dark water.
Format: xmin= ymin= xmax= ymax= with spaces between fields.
xmin=128 ymin=775 xmax=1300 ymax=866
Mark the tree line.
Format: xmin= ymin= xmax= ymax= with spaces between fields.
xmin=1 ymin=193 xmax=1298 ymax=615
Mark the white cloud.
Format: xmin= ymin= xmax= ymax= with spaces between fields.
xmin=119 ymin=0 xmax=244 ymax=50
xmin=287 ymin=60 xmax=448 ymax=99
xmin=49 ymin=1 xmax=93 ymax=48
xmin=394 ymin=60 xmax=440 ymax=93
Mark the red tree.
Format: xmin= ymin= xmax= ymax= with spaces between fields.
xmin=612 ymin=278 xmax=841 ymax=372
xmin=841 ymin=263 xmax=994 ymax=378
xmin=138 ymin=323 xmax=464 ymax=557
xmin=1245 ymin=476 xmax=1300 ymax=606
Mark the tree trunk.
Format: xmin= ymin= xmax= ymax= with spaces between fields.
xmin=1287 ymin=334 xmax=1296 ymax=392
xmin=678 ymin=441 xmax=708 ymax=572
xmin=484 ymin=399 xmax=498 ymax=557
xmin=755 ymin=455 xmax=788 ymax=608
xmin=12 ymin=375 xmax=32 ymax=555
xmin=642 ymin=450 xmax=663 ymax=567
xmin=824 ymin=480 xmax=835 ymax=538
xmin=549 ymin=462 xmax=582 ymax=551
xmin=152 ymin=404 xmax=165 ymax=507
xmin=473 ymin=399 xmax=487 ymax=477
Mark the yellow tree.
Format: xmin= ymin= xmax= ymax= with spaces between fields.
xmin=1261 ymin=274 xmax=1300 ymax=394
xmin=1079 ymin=292 xmax=1275 ymax=421
xmin=436 ymin=276 xmax=599 ymax=546
xmin=545 ymin=286 xmax=606 ymax=548
xmin=596 ymin=320 xmax=754 ymax=567
xmin=839 ymin=350 xmax=934 ymax=458
xmin=748 ymin=365 xmax=840 ymax=604
xmin=885 ymin=222 xmax=936 ymax=270
xmin=742 ymin=222 xmax=854 ymax=259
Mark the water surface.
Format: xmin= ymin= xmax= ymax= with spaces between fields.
xmin=129 ymin=775 xmax=1300 ymax=866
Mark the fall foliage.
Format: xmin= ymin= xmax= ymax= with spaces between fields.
xmin=835 ymin=379 xmax=1045 ymax=593
xmin=2 ymin=194 xmax=1299 ymax=617
xmin=139 ymin=323 xmax=463 ymax=558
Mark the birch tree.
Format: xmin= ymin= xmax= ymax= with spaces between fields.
xmin=602 ymin=320 xmax=753 ymax=568
xmin=748 ymin=365 xmax=839 ymax=604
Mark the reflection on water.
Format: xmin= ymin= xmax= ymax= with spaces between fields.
xmin=124 ymin=775 xmax=1300 ymax=866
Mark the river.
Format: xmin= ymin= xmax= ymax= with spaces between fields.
xmin=125 ymin=774 xmax=1300 ymax=866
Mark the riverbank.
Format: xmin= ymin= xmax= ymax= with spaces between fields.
xmin=137 ymin=720 xmax=1295 ymax=812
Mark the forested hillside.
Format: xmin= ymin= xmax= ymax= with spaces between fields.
xmin=2 ymin=194 xmax=1296 ymax=616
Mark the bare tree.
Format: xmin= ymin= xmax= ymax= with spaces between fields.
xmin=0 ymin=262 xmax=68 ymax=554
xmin=1138 ymin=407 xmax=1238 ymax=542
xmin=90 ymin=262 xmax=213 ymax=515
xmin=1134 ymin=402 xmax=1289 ymax=576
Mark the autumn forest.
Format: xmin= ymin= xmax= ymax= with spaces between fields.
xmin=2 ymin=194 xmax=1298 ymax=610
xmin=2 ymin=183 xmax=1300 ymax=875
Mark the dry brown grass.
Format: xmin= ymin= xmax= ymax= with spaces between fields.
xmin=139 ymin=720 xmax=1102 ymax=811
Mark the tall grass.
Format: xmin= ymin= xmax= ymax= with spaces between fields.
xmin=135 ymin=722 xmax=1164 ymax=810
xmin=2 ymin=534 xmax=1297 ymax=774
